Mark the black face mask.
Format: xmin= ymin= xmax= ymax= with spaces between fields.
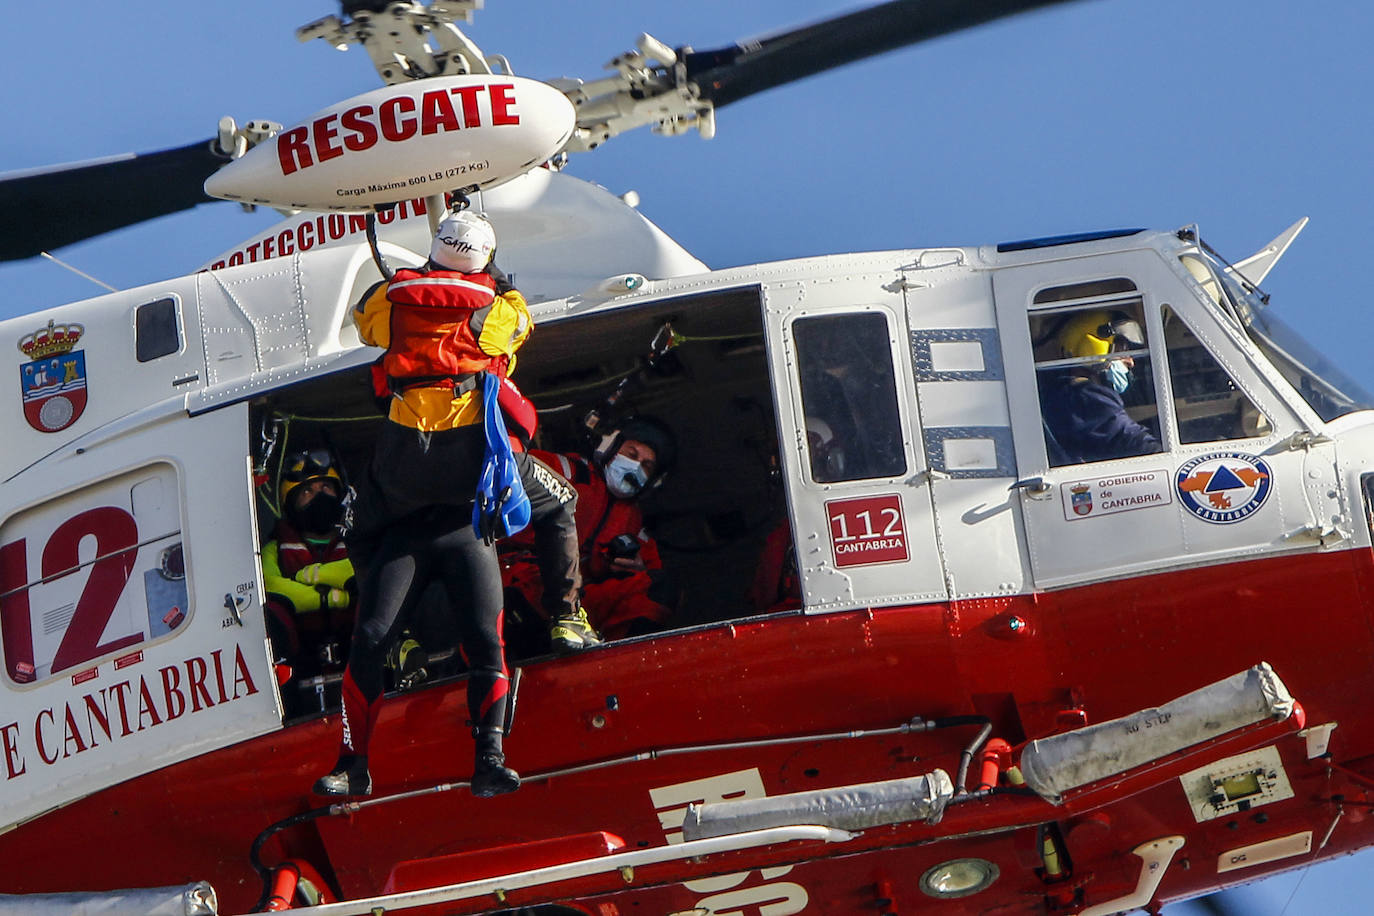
xmin=290 ymin=493 xmax=344 ymax=534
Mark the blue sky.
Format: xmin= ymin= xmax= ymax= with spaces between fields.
xmin=2 ymin=1 xmax=1373 ymax=911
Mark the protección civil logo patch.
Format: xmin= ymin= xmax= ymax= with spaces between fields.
xmin=1175 ymin=452 xmax=1272 ymax=524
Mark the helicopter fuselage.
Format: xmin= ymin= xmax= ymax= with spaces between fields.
xmin=1 ymin=195 xmax=1372 ymax=915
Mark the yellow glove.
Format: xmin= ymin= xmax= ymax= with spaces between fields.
xmin=324 ymin=587 xmax=351 ymax=610
xmin=296 ymin=558 xmax=354 ymax=588
xmin=295 ymin=563 xmax=325 ymax=586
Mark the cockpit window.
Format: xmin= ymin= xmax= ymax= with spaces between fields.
xmin=1033 ymin=278 xmax=1138 ymax=304
xmin=1185 ymin=250 xmax=1374 ymax=421
xmin=1029 ymin=287 xmax=1164 ymax=466
xmin=1160 ymin=305 xmax=1270 ymax=442
xmin=793 ymin=312 xmax=907 ymax=482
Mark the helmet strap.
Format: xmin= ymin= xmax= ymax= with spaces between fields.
xmin=592 ymin=431 xmax=624 ymax=468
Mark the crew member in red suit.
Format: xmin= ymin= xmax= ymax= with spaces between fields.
xmin=313 ymin=207 xmax=528 ymax=799
xmin=502 ymin=416 xmax=677 ymax=644
xmin=747 ymin=520 xmax=800 ymax=615
xmin=499 ymin=381 xmax=592 ymax=653
xmin=262 ymin=449 xmax=355 ymax=679
xmin=746 ymin=418 xmax=840 ymax=613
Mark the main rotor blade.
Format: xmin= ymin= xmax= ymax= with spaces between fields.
xmin=685 ymin=0 xmax=1082 ymax=108
xmin=0 ymin=140 xmax=228 ymax=262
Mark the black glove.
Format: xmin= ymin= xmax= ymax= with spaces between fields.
xmin=487 ymin=262 xmax=515 ymax=295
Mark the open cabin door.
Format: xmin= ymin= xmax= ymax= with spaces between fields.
xmin=0 ymin=402 xmax=280 ymax=830
xmin=763 ymin=275 xmax=946 ymax=611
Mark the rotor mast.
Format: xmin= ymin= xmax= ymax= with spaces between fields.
xmin=297 ymin=0 xmax=496 ymax=84
xmin=295 ymin=0 xmax=715 ymax=153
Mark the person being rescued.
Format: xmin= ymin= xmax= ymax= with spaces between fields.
xmin=313 ymin=206 xmax=530 ymax=799
xmin=262 ymin=449 xmax=355 ymax=680
xmin=501 ymin=416 xmax=678 ymax=644
xmin=358 ymin=254 xmax=592 ymax=659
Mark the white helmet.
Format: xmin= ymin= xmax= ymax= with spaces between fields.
xmin=429 ymin=210 xmax=496 ymax=272
xmin=806 ymin=416 xmax=846 ymax=481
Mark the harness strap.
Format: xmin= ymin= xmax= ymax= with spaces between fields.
xmin=386 ymin=372 xmax=480 ymax=395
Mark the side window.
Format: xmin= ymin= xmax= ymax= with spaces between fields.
xmin=793 ymin=312 xmax=906 ymax=482
xmin=1028 ymin=280 xmax=1164 ymax=467
xmin=135 ymin=297 xmax=181 ymax=362
xmin=1161 ymin=305 xmax=1270 ymax=442
xmin=0 ymin=464 xmax=187 ymax=686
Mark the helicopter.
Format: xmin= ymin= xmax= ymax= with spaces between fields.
xmin=2 ymin=1 xmax=1374 ymax=914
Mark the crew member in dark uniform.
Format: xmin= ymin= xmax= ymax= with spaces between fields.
xmin=1042 ymin=310 xmax=1160 ymax=464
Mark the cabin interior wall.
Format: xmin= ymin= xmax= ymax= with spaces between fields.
xmin=519 ymin=288 xmax=780 ymax=631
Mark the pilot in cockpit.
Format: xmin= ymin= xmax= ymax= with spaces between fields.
xmin=1041 ymin=311 xmax=1161 ymax=464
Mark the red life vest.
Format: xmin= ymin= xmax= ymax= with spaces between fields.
xmin=272 ymin=520 xmax=350 ymax=578
xmin=381 ymin=267 xmax=498 ymax=383
xmin=747 ymin=520 xmax=800 ymax=614
xmin=497 ymin=376 xmax=538 ymax=446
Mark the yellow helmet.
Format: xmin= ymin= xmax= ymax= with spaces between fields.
xmin=280 ymin=448 xmax=342 ymax=507
xmin=1057 ymin=311 xmax=1144 ymax=360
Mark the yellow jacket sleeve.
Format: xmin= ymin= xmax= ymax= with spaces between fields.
xmin=262 ymin=540 xmax=323 ymax=614
xmin=353 ymin=280 xmax=392 ymax=349
xmin=294 ymin=557 xmax=356 ymax=589
xmin=477 ymin=289 xmax=532 ymax=374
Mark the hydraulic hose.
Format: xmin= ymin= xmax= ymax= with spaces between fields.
xmin=365 ymin=210 xmax=395 ymax=281
xmin=929 ymin=715 xmax=993 ymax=795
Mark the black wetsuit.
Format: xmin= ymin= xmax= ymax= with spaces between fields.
xmin=338 ymin=423 xmax=509 ymax=758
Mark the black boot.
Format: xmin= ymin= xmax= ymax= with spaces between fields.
xmin=312 ymin=754 xmax=372 ymax=797
xmin=470 ymin=728 xmax=520 ymax=797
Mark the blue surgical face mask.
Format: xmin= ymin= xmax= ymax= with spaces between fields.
xmin=604 ymin=454 xmax=648 ymax=498
xmin=1104 ymin=358 xmax=1132 ymax=394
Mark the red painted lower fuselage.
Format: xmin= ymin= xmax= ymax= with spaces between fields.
xmin=4 ymin=547 xmax=1372 ymax=914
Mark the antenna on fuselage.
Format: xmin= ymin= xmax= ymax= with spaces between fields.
xmin=38 ymin=252 xmax=118 ymax=292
